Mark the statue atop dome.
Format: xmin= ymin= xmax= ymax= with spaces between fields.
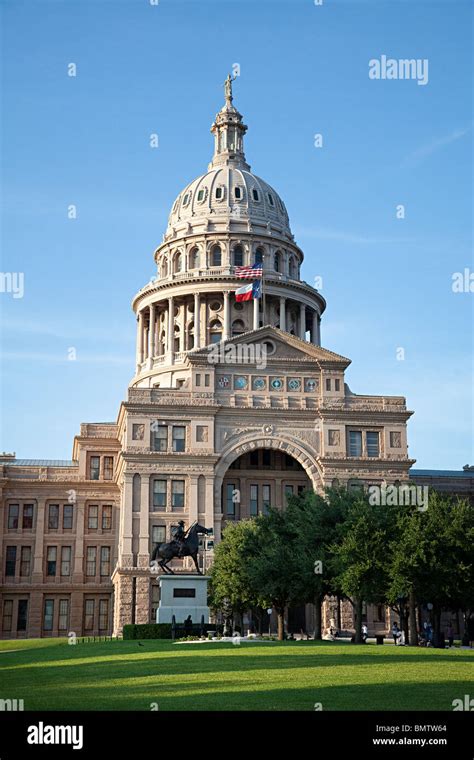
xmin=223 ymin=73 xmax=236 ymax=105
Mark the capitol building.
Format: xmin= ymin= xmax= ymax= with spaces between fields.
xmin=1 ymin=82 xmax=471 ymax=639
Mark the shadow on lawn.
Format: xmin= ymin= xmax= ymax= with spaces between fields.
xmin=10 ymin=679 xmax=469 ymax=712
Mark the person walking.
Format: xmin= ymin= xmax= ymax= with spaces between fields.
xmin=392 ymin=622 xmax=400 ymax=645
xmin=446 ymin=623 xmax=454 ymax=648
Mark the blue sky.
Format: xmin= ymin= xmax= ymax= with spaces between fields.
xmin=1 ymin=0 xmax=472 ymax=468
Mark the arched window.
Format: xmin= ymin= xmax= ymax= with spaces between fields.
xmin=209 ymin=318 xmax=222 ymax=344
xmin=211 ymin=245 xmax=222 ymax=267
xmin=159 ymin=331 xmax=166 ymax=356
xmin=274 ymin=252 xmax=281 ymax=272
xmin=233 ymin=245 xmax=244 ymax=267
xmin=189 ymin=247 xmax=200 ymax=269
xmin=187 ymin=321 xmax=195 ymax=350
xmin=232 ymin=319 xmax=245 ymax=337
xmin=255 ymin=247 xmax=264 ymax=265
xmin=289 ymin=256 xmax=296 ymax=279
xmin=174 ymin=252 xmax=183 ymax=273
xmin=161 ymin=258 xmax=168 ymax=278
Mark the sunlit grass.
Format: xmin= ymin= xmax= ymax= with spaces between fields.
xmin=0 ymin=638 xmax=472 ymax=711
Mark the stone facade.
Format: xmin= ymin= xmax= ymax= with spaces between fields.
xmin=1 ymin=84 xmax=471 ymax=640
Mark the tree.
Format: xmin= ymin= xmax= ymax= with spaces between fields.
xmin=285 ymin=488 xmax=347 ymax=638
xmin=329 ymin=493 xmax=395 ymax=643
xmin=208 ymin=520 xmax=260 ymax=629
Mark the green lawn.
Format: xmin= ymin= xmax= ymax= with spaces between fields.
xmin=0 ymin=638 xmax=472 ymax=711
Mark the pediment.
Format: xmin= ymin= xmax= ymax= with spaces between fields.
xmin=188 ymin=326 xmax=351 ymax=369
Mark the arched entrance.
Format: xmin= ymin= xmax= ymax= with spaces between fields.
xmin=221 ymin=447 xmax=312 ymax=523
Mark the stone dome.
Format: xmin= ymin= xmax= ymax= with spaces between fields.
xmin=164 ymin=78 xmax=293 ymax=241
xmin=166 ymin=167 xmax=291 ymax=237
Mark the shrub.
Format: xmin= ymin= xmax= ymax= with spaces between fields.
xmin=123 ymin=623 xmax=172 ymax=640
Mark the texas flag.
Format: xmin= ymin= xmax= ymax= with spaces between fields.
xmin=235 ymin=280 xmax=261 ymax=302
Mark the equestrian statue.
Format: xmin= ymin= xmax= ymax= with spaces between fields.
xmin=151 ymin=521 xmax=212 ymax=575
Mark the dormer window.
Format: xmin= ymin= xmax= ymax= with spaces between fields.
xmin=215 ymin=187 xmax=223 ymax=200
xmin=182 ymin=193 xmax=190 ymax=206
xmin=234 ymin=187 xmax=242 ymax=200
xmin=197 ymin=189 xmax=205 ymax=202
xmin=252 ymin=189 xmax=260 ymax=202
xmin=267 ymin=193 xmax=274 ymax=206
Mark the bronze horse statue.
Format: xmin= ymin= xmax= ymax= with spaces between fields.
xmin=151 ymin=522 xmax=212 ymax=574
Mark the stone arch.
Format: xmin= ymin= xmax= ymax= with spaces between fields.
xmin=214 ymin=433 xmax=322 ymax=513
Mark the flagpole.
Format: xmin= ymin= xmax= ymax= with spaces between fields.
xmin=262 ymin=252 xmax=266 ymax=327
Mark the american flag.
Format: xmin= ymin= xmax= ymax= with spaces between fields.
xmin=234 ymin=262 xmax=263 ymax=279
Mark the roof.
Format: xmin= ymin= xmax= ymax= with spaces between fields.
xmin=410 ymin=469 xmax=474 ymax=478
xmin=7 ymin=459 xmax=78 ymax=467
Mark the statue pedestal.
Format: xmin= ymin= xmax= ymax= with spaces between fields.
xmin=156 ymin=574 xmax=210 ymax=624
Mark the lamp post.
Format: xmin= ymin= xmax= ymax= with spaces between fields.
xmin=267 ymin=608 xmax=272 ymax=637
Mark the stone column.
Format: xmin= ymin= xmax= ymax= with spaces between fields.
xmin=136 ymin=311 xmax=144 ymax=366
xmin=299 ymin=303 xmax=306 ymax=341
xmin=72 ymin=498 xmax=85 ymax=583
xmin=312 ymin=311 xmax=321 ymax=346
xmin=194 ymin=292 xmax=201 ymax=348
xmin=179 ymin=302 xmax=185 ymax=352
xmin=189 ymin=476 xmax=199 ymax=525
xmin=253 ymin=296 xmax=259 ymax=330
xmin=138 ymin=475 xmax=150 ymax=568
xmin=31 ymin=496 xmax=46 ymax=583
xmin=279 ymin=296 xmax=286 ymax=332
xmin=167 ymin=296 xmax=174 ymax=363
xmin=223 ymin=291 xmax=230 ymax=340
xmin=119 ymin=475 xmax=134 ymax=568
xmin=148 ymin=303 xmax=156 ymax=359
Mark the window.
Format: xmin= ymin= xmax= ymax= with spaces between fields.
xmin=61 ymin=546 xmax=71 ymax=576
xmin=88 ymin=505 xmax=99 ymax=530
xmin=22 ymin=504 xmax=34 ymax=530
xmin=152 ymin=480 xmax=167 ymax=511
xmin=190 ymin=247 xmax=200 ymax=268
xmin=204 ymin=374 xmax=210 ymax=387
xmin=262 ymin=485 xmax=271 ymax=515
xmin=267 ymin=193 xmax=274 ymax=206
xmin=174 ymin=252 xmax=183 ymax=273
xmin=335 ymin=379 xmax=340 ymax=391
xmin=151 ymin=525 xmax=166 ymax=552
xmin=63 ymin=504 xmax=73 ymax=530
xmin=20 ymin=546 xmax=31 ymax=577
xmin=5 ymin=546 xmax=16 ymax=576
xmin=2 ymin=600 xmax=13 ymax=632
xmin=366 ymin=431 xmax=380 ymax=458
xmin=102 ymin=506 xmax=112 ymax=530
xmin=197 ymin=190 xmax=205 ymax=202
xmin=274 ymin=252 xmax=281 ymax=272
xmin=17 ymin=600 xmax=28 ymax=632
xmin=325 ymin=379 xmax=331 ymax=391
xmin=47 ymin=546 xmax=57 ymax=576
xmin=171 ymin=481 xmax=185 ymax=510
xmin=285 ymin=454 xmax=295 ymax=468
xmin=7 ymin=504 xmax=19 ymax=529
xmin=89 ymin=456 xmax=100 ymax=480
xmin=48 ymin=505 xmax=59 ymax=530
xmin=348 ymin=431 xmax=362 ymax=457
xmin=233 ymin=245 xmax=244 ymax=266
xmin=211 ymin=245 xmax=222 ymax=266
xmin=247 ymin=485 xmax=257 ymax=516
xmin=99 ymin=599 xmax=109 ymax=631
xmin=172 ymin=426 xmax=186 ymax=452
xmin=234 ymin=187 xmax=242 ymax=199
xmin=289 ymin=257 xmax=296 ymax=278
xmin=86 ymin=547 xmax=96 ymax=577
xmin=152 ymin=425 xmax=168 ymax=452
xmin=215 ymin=187 xmax=223 ymax=200
xmin=255 ymin=248 xmax=263 ymax=265
xmin=103 ymin=457 xmax=114 ymax=480
xmin=252 ymin=188 xmax=259 ymax=201
xmin=250 ymin=451 xmax=259 ymax=467
xmin=43 ymin=600 xmax=54 ymax=631
xmin=285 ymin=485 xmax=294 ymax=501
xmin=58 ymin=599 xmax=69 ymax=631
xmin=182 ymin=193 xmax=189 ymax=206
xmin=226 ymin=483 xmax=236 ymax=516
xmin=84 ymin=599 xmax=94 ymax=631
xmin=297 ymin=485 xmax=306 ymax=496
xmin=262 ymin=450 xmax=271 ymax=467
xmin=100 ymin=547 xmax=111 ymax=577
